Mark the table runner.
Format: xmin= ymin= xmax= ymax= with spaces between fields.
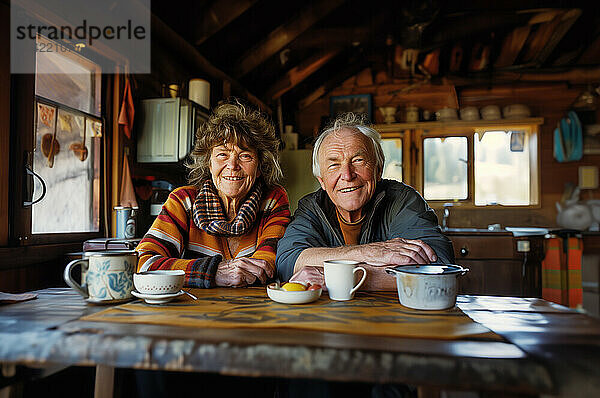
xmin=81 ymin=288 xmax=499 ymax=340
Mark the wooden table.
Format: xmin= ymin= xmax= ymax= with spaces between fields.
xmin=1 ymin=288 xmax=599 ymax=397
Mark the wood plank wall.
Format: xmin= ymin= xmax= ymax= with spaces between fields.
xmin=296 ymin=79 xmax=600 ymax=228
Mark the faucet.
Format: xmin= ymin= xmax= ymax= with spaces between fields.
xmin=442 ymin=203 xmax=453 ymax=231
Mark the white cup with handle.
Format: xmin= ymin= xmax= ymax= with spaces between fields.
xmin=323 ymin=260 xmax=367 ymax=301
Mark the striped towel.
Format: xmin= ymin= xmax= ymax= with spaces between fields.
xmin=542 ymin=235 xmax=583 ymax=308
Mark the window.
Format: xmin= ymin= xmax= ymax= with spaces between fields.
xmin=32 ymin=102 xmax=102 ymax=233
xmin=35 ymin=36 xmax=101 ymax=116
xmin=474 ymin=130 xmax=532 ymax=205
xmin=423 ymin=137 xmax=468 ymax=200
xmin=381 ymin=138 xmax=403 ymax=182
xmin=381 ymin=120 xmax=541 ymax=207
xmin=32 ymin=36 xmax=102 ymax=235
xmin=10 ymin=35 xmax=106 ymax=244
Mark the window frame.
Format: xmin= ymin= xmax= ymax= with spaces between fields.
xmin=379 ymin=129 xmax=412 ymax=185
xmin=9 ymin=39 xmax=111 ymax=246
xmin=377 ymin=118 xmax=543 ymax=209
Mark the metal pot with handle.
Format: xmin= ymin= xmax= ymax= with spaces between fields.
xmin=386 ymin=264 xmax=468 ymax=310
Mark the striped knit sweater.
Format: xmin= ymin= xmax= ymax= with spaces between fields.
xmin=136 ymin=184 xmax=291 ymax=288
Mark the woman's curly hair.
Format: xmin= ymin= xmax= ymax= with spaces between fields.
xmin=187 ymin=98 xmax=283 ymax=188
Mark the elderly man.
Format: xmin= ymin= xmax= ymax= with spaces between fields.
xmin=276 ymin=113 xmax=454 ymax=289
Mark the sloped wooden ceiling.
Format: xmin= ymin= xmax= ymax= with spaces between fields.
xmin=152 ymin=0 xmax=600 ymax=111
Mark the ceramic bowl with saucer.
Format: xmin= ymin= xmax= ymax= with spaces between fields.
xmin=133 ymin=270 xmax=185 ymax=295
xmin=435 ymin=107 xmax=458 ymax=121
xmin=460 ymin=106 xmax=480 ymax=121
xmin=131 ymin=290 xmax=185 ymax=304
xmin=481 ymin=105 xmax=501 ymax=120
xmin=267 ymin=283 xmax=322 ymax=304
xmin=85 ymin=297 xmax=133 ymax=305
xmin=503 ymin=104 xmax=531 ymax=119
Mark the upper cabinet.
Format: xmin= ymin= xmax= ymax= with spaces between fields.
xmin=137 ymin=98 xmax=209 ymax=163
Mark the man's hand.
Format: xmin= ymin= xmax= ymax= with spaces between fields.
xmin=361 ymin=238 xmax=437 ymax=266
xmin=215 ymin=258 xmax=273 ymax=287
xmin=289 ymin=266 xmax=325 ymax=288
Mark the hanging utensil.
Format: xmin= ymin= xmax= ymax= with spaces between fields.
xmin=69 ymin=118 xmax=88 ymax=161
xmin=41 ymin=133 xmax=60 ymax=166
xmin=42 ymin=109 xmax=60 ymax=168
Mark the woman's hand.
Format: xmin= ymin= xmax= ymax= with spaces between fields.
xmin=215 ymin=258 xmax=274 ymax=287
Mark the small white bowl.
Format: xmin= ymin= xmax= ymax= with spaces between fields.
xmin=267 ymin=283 xmax=322 ymax=304
xmin=133 ymin=270 xmax=185 ymax=295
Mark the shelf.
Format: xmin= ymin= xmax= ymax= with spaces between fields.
xmin=374 ymin=117 xmax=545 ymax=132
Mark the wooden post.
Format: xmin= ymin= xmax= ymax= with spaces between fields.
xmin=94 ymin=365 xmax=114 ymax=398
xmin=0 ymin=2 xmax=9 ymax=246
xmin=111 ymin=69 xmax=122 ymax=237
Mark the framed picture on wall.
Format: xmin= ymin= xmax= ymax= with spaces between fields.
xmin=330 ymin=94 xmax=372 ymax=122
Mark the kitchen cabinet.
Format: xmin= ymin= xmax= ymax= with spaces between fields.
xmin=137 ymin=98 xmax=208 ymax=163
xmin=446 ymin=231 xmax=545 ymax=297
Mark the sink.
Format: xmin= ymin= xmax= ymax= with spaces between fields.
xmin=443 ymin=227 xmax=549 ymax=236
xmin=505 ymin=227 xmax=549 ymax=236
xmin=443 ymin=228 xmax=493 ymax=233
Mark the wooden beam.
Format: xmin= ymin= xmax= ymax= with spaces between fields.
xmin=520 ymin=9 xmax=580 ymax=65
xmin=151 ymin=14 xmax=270 ymax=113
xmin=533 ymin=9 xmax=581 ymax=65
xmin=578 ymin=35 xmax=600 ymax=65
xmin=447 ymin=66 xmax=600 ymax=86
xmin=495 ymin=25 xmax=531 ymax=68
xmin=194 ymin=0 xmax=257 ymax=45
xmin=233 ymin=0 xmax=346 ymax=78
xmin=503 ymin=66 xmax=600 ymax=83
xmin=291 ymin=27 xmax=369 ymax=49
xmin=265 ymin=49 xmax=341 ymax=100
xmin=521 ymin=14 xmax=562 ymax=63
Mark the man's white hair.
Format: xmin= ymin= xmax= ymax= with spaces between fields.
xmin=312 ymin=112 xmax=385 ymax=179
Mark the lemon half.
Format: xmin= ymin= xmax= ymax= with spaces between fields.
xmin=281 ymin=282 xmax=306 ymax=291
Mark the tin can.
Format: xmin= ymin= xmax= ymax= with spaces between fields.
xmin=114 ymin=206 xmax=137 ymax=239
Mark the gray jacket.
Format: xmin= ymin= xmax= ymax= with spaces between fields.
xmin=276 ymin=179 xmax=455 ymax=281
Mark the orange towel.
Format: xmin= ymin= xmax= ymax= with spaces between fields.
xmin=119 ymin=153 xmax=138 ymax=208
xmin=118 ymin=78 xmax=135 ymax=139
xmin=566 ymin=237 xmax=583 ymax=308
xmin=542 ymin=236 xmax=583 ymax=308
xmin=542 ymin=237 xmax=564 ymax=305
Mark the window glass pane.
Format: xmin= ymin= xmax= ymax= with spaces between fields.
xmin=474 ymin=130 xmax=530 ymax=205
xmin=35 ymin=36 xmax=101 ymax=116
xmin=423 ymin=137 xmax=468 ymax=200
xmin=381 ymin=138 xmax=403 ymax=182
xmin=32 ymin=104 xmax=101 ymax=233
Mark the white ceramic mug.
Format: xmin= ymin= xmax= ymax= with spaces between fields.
xmin=323 ymin=260 xmax=367 ymax=301
xmin=64 ymin=250 xmax=137 ymax=302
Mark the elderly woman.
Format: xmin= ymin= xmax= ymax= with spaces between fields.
xmin=136 ymin=99 xmax=291 ymax=287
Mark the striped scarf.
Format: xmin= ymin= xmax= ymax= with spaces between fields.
xmin=193 ymin=179 xmax=263 ymax=236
